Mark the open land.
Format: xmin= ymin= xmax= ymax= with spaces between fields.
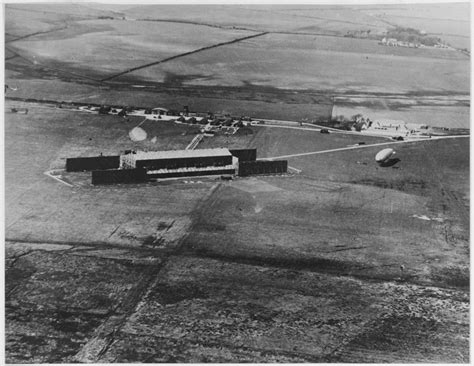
xmin=120 ymin=33 xmax=469 ymax=93
xmin=4 ymin=3 xmax=470 ymax=363
xmin=5 ymin=101 xmax=469 ymax=363
xmin=356 ymin=3 xmax=471 ymax=50
xmin=5 ymin=3 xmax=469 ymax=128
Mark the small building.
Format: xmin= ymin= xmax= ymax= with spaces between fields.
xmin=386 ymin=38 xmax=398 ymax=46
xmin=151 ymin=107 xmax=168 ymax=115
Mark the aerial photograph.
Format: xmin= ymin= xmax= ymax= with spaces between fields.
xmin=4 ymin=1 xmax=470 ymax=363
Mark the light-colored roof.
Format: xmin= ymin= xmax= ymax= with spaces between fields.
xmin=132 ymin=148 xmax=232 ymax=161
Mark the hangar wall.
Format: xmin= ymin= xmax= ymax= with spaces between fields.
xmin=229 ymin=149 xmax=257 ymax=162
xmin=91 ymin=168 xmax=147 ymax=185
xmin=135 ymin=155 xmax=233 ymax=170
xmin=66 ymin=156 xmax=120 ymax=172
xmin=238 ymin=160 xmax=287 ymax=177
xmin=148 ymin=168 xmax=236 ymax=179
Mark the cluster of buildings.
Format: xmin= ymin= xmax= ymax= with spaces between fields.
xmin=66 ymin=148 xmax=287 ymax=185
xmin=380 ymin=37 xmax=420 ymax=48
xmin=379 ymin=37 xmax=452 ymax=50
xmin=353 ymin=116 xmax=428 ymax=138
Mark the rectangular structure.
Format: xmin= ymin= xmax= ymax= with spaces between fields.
xmin=66 ymin=156 xmax=120 ymax=172
xmin=91 ymin=168 xmax=147 ymax=185
xmin=238 ymin=160 xmax=288 ymax=177
xmin=121 ymin=148 xmax=233 ymax=170
xmin=149 ymin=168 xmax=235 ymax=179
xmin=230 ymin=149 xmax=257 ymax=162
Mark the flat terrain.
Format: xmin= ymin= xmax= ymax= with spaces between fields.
xmin=357 ymin=3 xmax=471 ymax=50
xmin=5 ymin=3 xmax=469 ymax=129
xmin=5 ymin=102 xmax=469 ymax=362
xmin=123 ymin=33 xmax=469 ymax=93
xmin=11 ymin=19 xmax=255 ymax=78
xmin=4 ymin=3 xmax=470 ymax=363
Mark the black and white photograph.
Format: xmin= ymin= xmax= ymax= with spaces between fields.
xmin=3 ymin=0 xmax=470 ymax=363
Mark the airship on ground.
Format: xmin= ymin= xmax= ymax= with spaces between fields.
xmin=375 ymin=148 xmax=395 ymax=163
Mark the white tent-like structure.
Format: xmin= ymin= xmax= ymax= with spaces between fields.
xmin=129 ymin=127 xmax=147 ymax=142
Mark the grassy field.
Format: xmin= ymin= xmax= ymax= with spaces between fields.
xmin=357 ymin=3 xmax=470 ymax=50
xmin=4 ymin=76 xmax=333 ymax=122
xmin=125 ymin=33 xmax=469 ymax=93
xmin=4 ymin=3 xmax=470 ymax=363
xmin=5 ymin=102 xmax=205 ymax=244
xmin=287 ymin=137 xmax=470 ymax=198
xmin=9 ymin=19 xmax=255 ymax=77
xmin=255 ymin=33 xmax=467 ymax=59
xmin=113 ymin=4 xmax=388 ymax=35
xmin=5 ymin=5 xmax=107 ymax=37
xmin=5 ymin=100 xmax=469 ymax=362
xmin=202 ymin=125 xmax=386 ymax=158
xmin=7 ymin=4 xmax=469 ymax=96
xmin=5 ymin=3 xmax=469 ymax=134
xmin=186 ymin=132 xmax=469 ymax=287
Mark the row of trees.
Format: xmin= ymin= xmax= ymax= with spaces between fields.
xmin=386 ymin=26 xmax=442 ymax=46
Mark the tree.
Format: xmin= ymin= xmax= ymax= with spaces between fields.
xmin=351 ymin=113 xmax=363 ymax=122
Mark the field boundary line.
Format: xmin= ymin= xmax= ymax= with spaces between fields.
xmin=135 ymin=17 xmax=260 ymax=33
xmin=5 ymin=24 xmax=69 ymax=44
xmin=101 ymin=31 xmax=268 ymax=82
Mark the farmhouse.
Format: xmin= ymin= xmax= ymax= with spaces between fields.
xmin=381 ymin=37 xmax=398 ymax=46
xmin=151 ymin=107 xmax=168 ymax=115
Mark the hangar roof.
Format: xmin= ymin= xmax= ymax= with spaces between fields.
xmin=131 ymin=148 xmax=232 ymax=161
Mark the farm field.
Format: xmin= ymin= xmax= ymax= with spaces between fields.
xmin=5 ymin=3 xmax=469 ymax=131
xmin=198 ymin=125 xmax=387 ymax=160
xmin=124 ymin=33 xmax=469 ymax=93
xmin=356 ymin=3 xmax=470 ymax=50
xmin=259 ymin=33 xmax=468 ymax=59
xmin=4 ymin=3 xmax=470 ymax=363
xmin=106 ymin=4 xmax=389 ymax=35
xmin=5 ymin=4 xmax=118 ymax=37
xmin=8 ymin=18 xmax=256 ymax=78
